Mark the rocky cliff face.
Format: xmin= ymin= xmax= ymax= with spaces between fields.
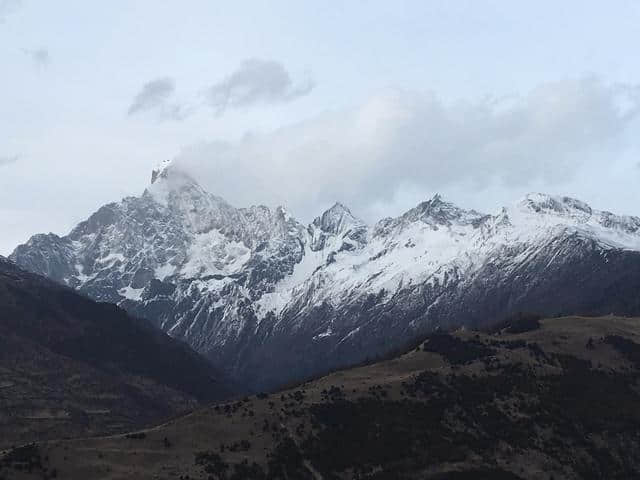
xmin=11 ymin=161 xmax=640 ymax=389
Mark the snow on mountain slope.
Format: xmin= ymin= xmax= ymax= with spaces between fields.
xmin=10 ymin=161 xmax=640 ymax=389
xmin=260 ymin=192 xmax=640 ymax=322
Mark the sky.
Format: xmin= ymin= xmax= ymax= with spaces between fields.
xmin=1 ymin=1 xmax=640 ymax=254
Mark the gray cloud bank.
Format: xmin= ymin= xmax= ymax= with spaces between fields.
xmin=172 ymin=78 xmax=640 ymax=221
xmin=207 ymin=58 xmax=314 ymax=114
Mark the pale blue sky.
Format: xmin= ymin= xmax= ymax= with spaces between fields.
xmin=2 ymin=1 xmax=640 ymax=253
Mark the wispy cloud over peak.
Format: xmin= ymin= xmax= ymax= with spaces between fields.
xmin=128 ymin=59 xmax=314 ymax=121
xmin=207 ymin=59 xmax=314 ymax=115
xmin=23 ymin=47 xmax=50 ymax=67
xmin=128 ymin=77 xmax=175 ymax=115
xmin=0 ymin=0 xmax=21 ymax=23
xmin=127 ymin=77 xmax=189 ymax=121
xmin=0 ymin=154 xmax=20 ymax=167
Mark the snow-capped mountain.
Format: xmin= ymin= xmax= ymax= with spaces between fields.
xmin=11 ymin=161 xmax=640 ymax=389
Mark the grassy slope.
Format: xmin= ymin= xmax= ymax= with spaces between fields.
xmin=0 ymin=259 xmax=238 ymax=448
xmin=3 ymin=315 xmax=640 ymax=480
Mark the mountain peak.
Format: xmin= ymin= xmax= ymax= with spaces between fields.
xmin=404 ymin=194 xmax=484 ymax=226
xmin=514 ymin=193 xmax=640 ymax=234
xmin=144 ymin=160 xmax=206 ymax=207
xmin=327 ymin=201 xmax=352 ymax=216
xmin=309 ymin=202 xmax=367 ymax=251
xmin=313 ymin=202 xmax=362 ymax=234
xmin=415 ymin=193 xmax=456 ymax=213
xmin=149 ymin=159 xmax=199 ymax=188
xmin=151 ymin=159 xmax=173 ymax=184
xmin=518 ymin=193 xmax=593 ymax=218
xmin=429 ymin=193 xmax=443 ymax=203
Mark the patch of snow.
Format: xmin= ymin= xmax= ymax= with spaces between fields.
xmin=118 ymin=285 xmax=144 ymax=301
xmin=181 ymin=229 xmax=251 ymax=277
xmin=75 ymin=263 xmax=94 ymax=284
xmin=155 ymin=263 xmax=176 ymax=281
xmin=97 ymin=252 xmax=125 ymax=264
xmin=313 ymin=326 xmax=333 ymax=340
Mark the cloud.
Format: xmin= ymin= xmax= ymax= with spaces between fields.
xmin=0 ymin=0 xmax=21 ymax=23
xmin=173 ymin=77 xmax=640 ymax=221
xmin=127 ymin=77 xmax=188 ymax=120
xmin=23 ymin=47 xmax=50 ymax=67
xmin=127 ymin=60 xmax=312 ymax=120
xmin=207 ymin=59 xmax=314 ymax=114
xmin=0 ymin=154 xmax=20 ymax=167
